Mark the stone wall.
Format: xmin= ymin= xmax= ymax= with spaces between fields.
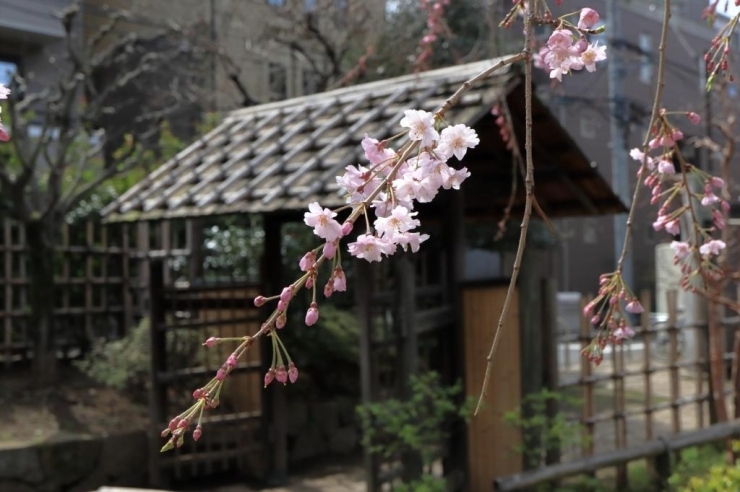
xmin=0 ymin=431 xmax=148 ymax=492
xmin=287 ymin=396 xmax=361 ymax=464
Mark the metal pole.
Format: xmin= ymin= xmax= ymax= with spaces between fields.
xmin=607 ymin=0 xmax=633 ymax=287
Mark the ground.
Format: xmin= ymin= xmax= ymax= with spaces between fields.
xmin=0 ymin=364 xmax=149 ymax=448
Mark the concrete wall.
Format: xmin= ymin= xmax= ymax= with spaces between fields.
xmin=0 ymin=431 xmax=148 ymax=492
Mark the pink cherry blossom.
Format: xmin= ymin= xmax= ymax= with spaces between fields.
xmin=361 ymin=134 xmax=396 ymax=165
xmin=348 ymin=234 xmax=395 ymax=262
xmin=699 ymin=239 xmax=726 ymax=256
xmin=400 ymin=109 xmax=439 ymax=147
xmin=665 ymin=220 xmax=680 ymax=235
xmin=396 ymin=232 xmax=430 ymax=253
xmin=657 ymin=159 xmax=675 ymax=175
xmin=670 ymin=240 xmax=691 ymax=260
xmin=626 ymin=300 xmax=644 ymax=314
xmin=276 ymin=366 xmax=288 ymax=384
xmin=437 ymin=124 xmax=479 ymax=160
xmin=701 ymin=193 xmax=719 ymax=206
xmin=581 ymin=43 xmax=607 ymax=72
xmin=203 ymin=337 xmax=218 ymax=347
xmin=613 ymin=326 xmax=635 ymax=341
xmin=264 ymin=369 xmax=275 ymax=387
xmin=578 ymin=8 xmax=600 ymax=29
xmin=374 ymin=206 xmax=420 ymax=238
xmin=323 ymin=240 xmax=338 ymax=259
xmin=304 ymin=202 xmax=343 ymax=241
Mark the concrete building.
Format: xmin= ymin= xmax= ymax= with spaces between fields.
xmin=539 ymin=0 xmax=719 ymax=297
xmin=0 ymin=0 xmax=384 ymax=110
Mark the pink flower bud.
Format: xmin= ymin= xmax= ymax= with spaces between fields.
xmin=323 ymin=240 xmax=338 ymax=259
xmin=253 ymin=295 xmax=267 ymax=307
xmin=264 ymin=369 xmax=275 ymax=387
xmin=203 ymin=337 xmax=219 ymax=347
xmin=276 ymin=365 xmax=288 ymax=384
xmin=590 ymin=315 xmax=600 ymax=325
xmin=280 ymin=286 xmax=293 ymax=303
xmin=177 ymin=418 xmax=189 ymax=429
xmin=306 ymin=275 xmax=314 ymax=289
xmin=578 ymin=7 xmax=600 ymax=29
xmin=341 ymin=222 xmax=353 ymax=236
xmin=161 ymin=428 xmax=171 ymax=438
xmin=226 ymin=353 xmax=238 ymax=369
xmin=686 ymin=112 xmax=701 ymax=125
xmin=288 ymin=362 xmax=299 ymax=384
xmin=276 ymin=313 xmax=287 ymax=329
xmin=277 ymin=300 xmax=288 ymax=311
xmin=333 ymin=268 xmax=347 ymax=292
xmin=299 ymin=251 xmax=316 ymax=272
xmin=216 ymin=368 xmax=227 ymax=381
xmin=626 ymin=300 xmax=644 ymax=314
xmin=305 ymin=302 xmax=319 ymax=326
xmin=193 ymin=388 xmax=205 ymax=400
xmin=711 ymin=176 xmax=725 ymax=188
xmin=609 ymin=296 xmax=618 ymax=305
xmin=193 ymin=425 xmax=203 ymax=441
xmin=671 ymin=129 xmax=684 ymax=141
xmin=324 ymin=281 xmax=334 ymax=298
xmin=168 ymin=417 xmax=179 ymax=432
xmin=583 ymin=302 xmax=594 ymax=318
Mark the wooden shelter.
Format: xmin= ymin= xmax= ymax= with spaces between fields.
xmin=102 ymin=58 xmax=625 ymax=491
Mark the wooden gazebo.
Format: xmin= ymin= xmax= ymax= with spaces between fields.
xmin=102 ymin=58 xmax=625 ymax=490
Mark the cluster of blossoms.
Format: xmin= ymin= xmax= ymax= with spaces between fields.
xmin=415 ymin=0 xmax=451 ymax=71
xmin=163 ymin=108 xmax=477 ymax=450
xmin=704 ymin=3 xmax=740 ymax=89
xmin=535 ymin=8 xmax=607 ymax=82
xmin=631 ymin=110 xmax=728 ymax=290
xmin=581 ymin=274 xmax=644 ymax=365
xmin=0 ymin=83 xmax=9 ymax=142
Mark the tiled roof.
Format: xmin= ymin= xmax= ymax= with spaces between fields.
xmin=102 ymin=58 xmax=624 ymax=222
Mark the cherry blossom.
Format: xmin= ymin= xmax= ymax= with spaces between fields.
xmin=348 ymin=234 xmax=395 ymax=262
xmin=581 ymin=43 xmax=607 ymax=72
xmin=437 ymin=124 xmax=480 ymax=160
xmin=374 ymin=206 xmax=420 ymax=239
xmin=304 ymin=202 xmax=343 ymax=241
xmin=400 ymin=109 xmax=439 ymax=147
xmin=699 ymin=239 xmax=726 ymax=256
xmin=578 ymin=8 xmax=600 ymax=29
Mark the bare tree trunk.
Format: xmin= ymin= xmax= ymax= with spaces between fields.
xmin=26 ymin=219 xmax=58 ymax=383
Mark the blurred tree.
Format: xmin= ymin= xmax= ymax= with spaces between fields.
xmin=0 ymin=2 xmax=220 ymax=382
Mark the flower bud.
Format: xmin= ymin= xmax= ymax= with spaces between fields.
xmin=280 ymin=286 xmax=293 ymax=303
xmin=323 ymin=240 xmax=338 ymax=259
xmin=686 ymin=112 xmax=701 ymax=125
xmin=226 ymin=353 xmax=238 ymax=369
xmin=299 ymin=251 xmax=316 ymax=272
xmin=193 ymin=424 xmax=203 ymax=442
xmin=626 ymin=300 xmax=644 ymax=314
xmin=216 ymin=368 xmax=227 ymax=381
xmin=168 ymin=418 xmax=179 ymax=432
xmin=253 ymin=295 xmax=267 ymax=307
xmin=203 ymin=337 xmax=219 ymax=347
xmin=305 ymin=275 xmax=314 ymax=289
xmin=276 ymin=313 xmax=287 ymax=329
xmin=305 ymin=302 xmax=319 ymax=326
xmin=341 ymin=222 xmax=353 ymax=237
xmin=264 ymin=369 xmax=275 ymax=387
xmin=276 ymin=365 xmax=288 ymax=384
xmin=288 ymin=362 xmax=299 ymax=384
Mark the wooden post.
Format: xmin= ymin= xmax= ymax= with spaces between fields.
xmin=261 ymin=216 xmax=288 ymax=486
xmin=355 ymin=259 xmax=377 ymax=492
xmin=3 ymin=219 xmax=12 ymax=368
xmin=395 ymin=256 xmax=422 ymax=483
xmin=541 ymin=278 xmax=560 ymax=466
xmin=85 ymin=221 xmax=94 ymax=342
xmin=186 ymin=218 xmax=204 ymax=283
xmin=148 ymin=259 xmax=168 ymax=487
xmin=122 ymin=223 xmax=133 ymax=335
xmin=580 ymin=296 xmax=595 ymax=458
xmin=668 ymin=290 xmax=680 ymax=434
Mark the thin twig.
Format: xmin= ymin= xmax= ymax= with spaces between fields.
xmin=474 ymin=6 xmax=536 ymax=416
xmin=616 ymin=0 xmax=672 ymax=272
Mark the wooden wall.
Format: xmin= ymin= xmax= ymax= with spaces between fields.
xmin=463 ymin=284 xmax=522 ymax=492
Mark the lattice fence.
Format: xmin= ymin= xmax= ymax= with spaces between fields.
xmin=0 ymin=219 xmax=135 ymax=366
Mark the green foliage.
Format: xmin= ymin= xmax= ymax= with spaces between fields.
xmin=74 ymin=318 xmax=151 ymax=397
xmin=503 ymin=389 xmax=586 ymax=470
xmin=356 ymin=372 xmax=472 ymax=466
xmin=74 ymin=317 xmax=202 ymax=401
xmin=392 ymin=474 xmax=447 ymax=492
xmin=669 ymin=442 xmax=740 ymax=492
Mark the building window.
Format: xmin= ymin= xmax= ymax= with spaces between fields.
xmin=638 ymin=33 xmax=653 ymax=84
xmin=269 ymin=63 xmax=287 ymax=101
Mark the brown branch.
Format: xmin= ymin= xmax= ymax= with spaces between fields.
xmin=474 ymin=5 xmax=536 ymax=416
